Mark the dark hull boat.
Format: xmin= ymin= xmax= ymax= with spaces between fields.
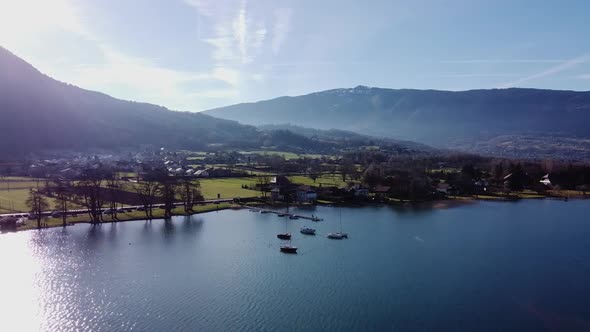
xmin=277 ymin=233 xmax=291 ymax=240
xmin=280 ymin=244 xmax=298 ymax=253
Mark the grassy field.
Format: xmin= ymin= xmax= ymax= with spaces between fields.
xmin=288 ymin=173 xmax=350 ymax=187
xmin=0 ymin=176 xmax=46 ymax=181
xmin=0 ymin=177 xmax=258 ymax=213
xmin=239 ymin=150 xmax=325 ymax=160
xmin=0 ymin=180 xmax=45 ymax=190
xmin=0 ymin=188 xmax=69 ymax=213
xmin=427 ymin=167 xmax=461 ymax=174
xmin=239 ymin=169 xmax=275 ymax=176
xmin=547 ymin=189 xmax=588 ymax=198
xmin=199 ymin=177 xmax=259 ymax=199
xmin=187 ymin=156 xmax=206 ymax=161
xmin=187 ymin=164 xmax=275 ymax=176
xmin=117 ymin=177 xmax=260 ymax=200
xmin=0 ymin=189 xmax=32 ymax=212
xmin=116 ymin=172 xmax=137 ymax=178
xmin=186 ymin=151 xmax=209 ymax=158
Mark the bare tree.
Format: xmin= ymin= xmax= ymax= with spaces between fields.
xmin=133 ymin=179 xmax=161 ymax=221
xmin=308 ymin=163 xmax=321 ymax=183
xmin=341 ymin=159 xmax=356 ymax=182
xmin=51 ymin=179 xmax=73 ymax=227
xmin=25 ymin=189 xmax=49 ymax=229
xmin=160 ymin=178 xmax=177 ymax=218
xmin=256 ymin=175 xmax=271 ymax=197
xmin=105 ymin=172 xmax=120 ymax=220
xmin=75 ymin=169 xmax=106 ymax=224
xmin=177 ymin=178 xmax=202 ymax=212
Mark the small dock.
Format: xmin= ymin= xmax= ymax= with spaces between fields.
xmin=241 ymin=205 xmax=323 ymax=221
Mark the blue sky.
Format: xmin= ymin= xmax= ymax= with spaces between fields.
xmin=1 ymin=0 xmax=589 ymax=111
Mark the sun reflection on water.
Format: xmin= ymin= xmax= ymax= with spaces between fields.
xmin=0 ymin=231 xmax=43 ymax=331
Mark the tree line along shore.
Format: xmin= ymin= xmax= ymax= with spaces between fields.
xmin=1 ymin=149 xmax=589 ymax=232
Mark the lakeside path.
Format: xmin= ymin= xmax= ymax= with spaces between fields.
xmin=6 ymin=202 xmax=237 ymax=232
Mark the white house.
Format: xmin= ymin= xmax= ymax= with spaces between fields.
xmin=540 ymin=174 xmax=552 ymax=186
xmin=295 ymin=185 xmax=317 ymax=203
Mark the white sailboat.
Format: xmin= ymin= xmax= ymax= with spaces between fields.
xmin=327 ymin=207 xmax=348 ymax=239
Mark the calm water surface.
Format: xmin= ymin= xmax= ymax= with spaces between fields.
xmin=1 ymin=200 xmax=590 ymax=331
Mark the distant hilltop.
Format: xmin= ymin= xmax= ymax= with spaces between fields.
xmin=204 ymin=86 xmax=590 ymax=159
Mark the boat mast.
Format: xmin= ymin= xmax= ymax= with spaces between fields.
xmin=339 ymin=207 xmax=343 ymax=232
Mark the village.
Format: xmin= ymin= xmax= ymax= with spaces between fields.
xmin=1 ymin=147 xmax=589 ymax=231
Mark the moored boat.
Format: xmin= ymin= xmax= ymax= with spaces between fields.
xmin=327 ymin=232 xmax=345 ymax=240
xmin=277 ymin=213 xmax=287 ymax=217
xmin=327 ymin=208 xmax=349 ymax=239
xmin=289 ymin=215 xmax=299 ymax=220
xmin=300 ymin=226 xmax=316 ymax=235
xmin=280 ymin=244 xmax=298 ymax=253
xmin=277 ymin=233 xmax=291 ymax=240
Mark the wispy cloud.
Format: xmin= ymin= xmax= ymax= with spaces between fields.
xmin=271 ymin=8 xmax=292 ymax=55
xmin=441 ymin=59 xmax=568 ymax=64
xmin=183 ymin=0 xmax=274 ymax=92
xmin=436 ymin=73 xmax=523 ymax=78
xmin=211 ymin=67 xmax=240 ymax=86
xmin=263 ymin=61 xmax=375 ymax=69
xmin=577 ymin=74 xmax=590 ymax=80
xmin=500 ymin=55 xmax=590 ymax=88
xmin=61 ymin=45 xmax=239 ymax=110
xmin=231 ymin=4 xmax=266 ymax=63
xmin=188 ymin=0 xmax=267 ymax=65
xmin=0 ymin=0 xmax=241 ymax=110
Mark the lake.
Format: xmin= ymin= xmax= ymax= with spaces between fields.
xmin=1 ymin=200 xmax=590 ymax=331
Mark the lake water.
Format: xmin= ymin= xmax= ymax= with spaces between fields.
xmin=1 ymin=200 xmax=590 ymax=331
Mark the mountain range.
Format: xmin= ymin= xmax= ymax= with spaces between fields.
xmin=0 ymin=47 xmax=428 ymax=157
xmin=205 ymin=86 xmax=590 ymax=159
xmin=3 ymin=45 xmax=590 ymax=160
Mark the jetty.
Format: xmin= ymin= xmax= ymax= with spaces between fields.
xmin=241 ymin=205 xmax=323 ymax=221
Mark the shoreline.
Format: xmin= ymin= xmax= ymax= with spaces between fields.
xmin=6 ymin=203 xmax=235 ymax=233
xmin=3 ymin=192 xmax=587 ymax=233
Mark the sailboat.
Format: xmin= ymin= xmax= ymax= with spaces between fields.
xmin=327 ymin=207 xmax=348 ymax=239
xmin=279 ymin=206 xmax=297 ymax=253
xmin=300 ymin=226 xmax=316 ymax=235
xmin=277 ymin=233 xmax=291 ymax=240
xmin=277 ymin=208 xmax=292 ymax=240
xmin=280 ymin=243 xmax=298 ymax=253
